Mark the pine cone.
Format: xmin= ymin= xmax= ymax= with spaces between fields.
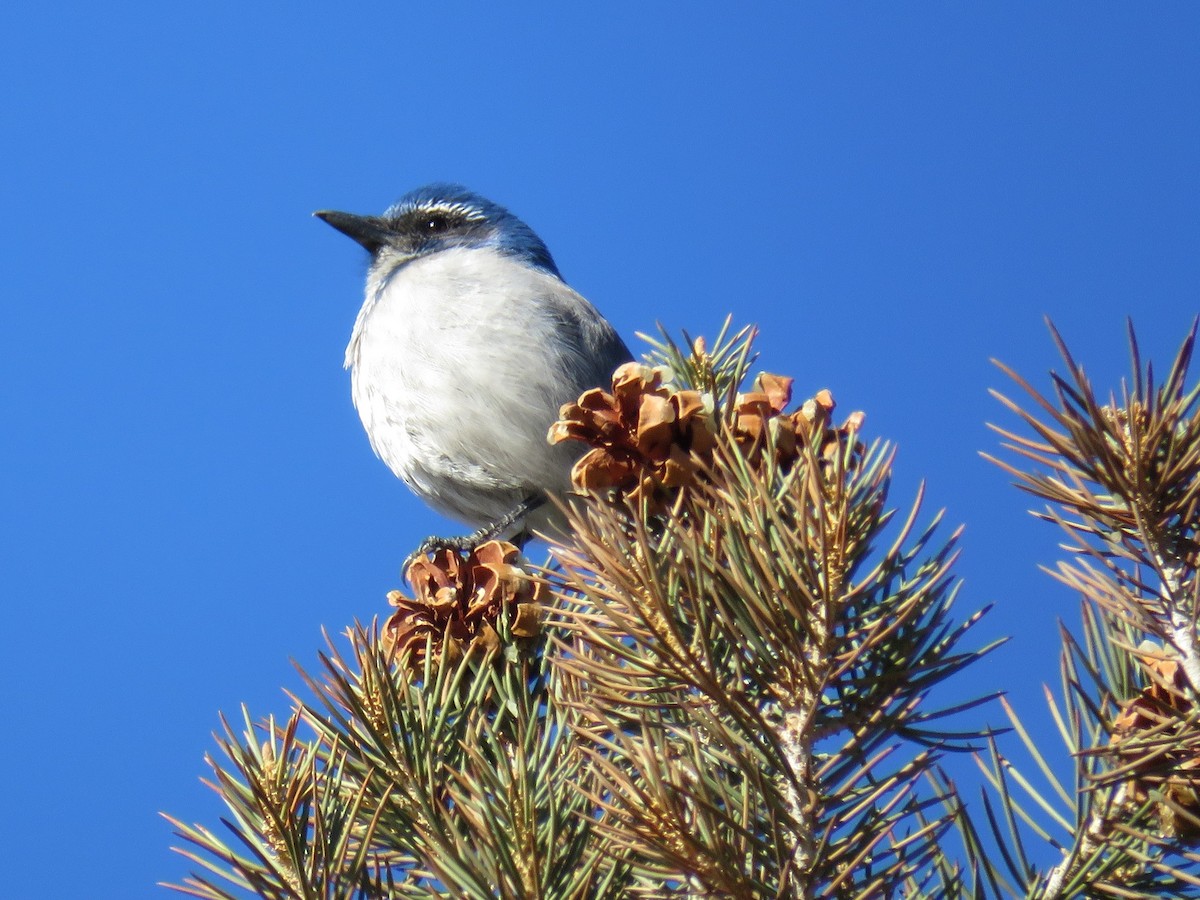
xmin=735 ymin=378 xmax=865 ymax=472
xmin=382 ymin=541 xmax=543 ymax=667
xmin=549 ymin=363 xmax=864 ymax=509
xmin=1111 ymin=647 xmax=1200 ymax=840
xmin=548 ymin=362 xmax=715 ymax=508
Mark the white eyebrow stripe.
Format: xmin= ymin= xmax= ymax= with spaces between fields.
xmin=408 ymin=200 xmax=488 ymax=221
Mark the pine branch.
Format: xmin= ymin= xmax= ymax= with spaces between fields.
xmin=167 ymin=321 xmax=998 ymax=897
xmin=545 ymin=325 xmax=996 ymax=896
xmin=984 ymin=319 xmax=1200 ymax=897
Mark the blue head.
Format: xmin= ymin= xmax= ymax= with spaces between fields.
xmin=315 ymin=183 xmax=561 ymax=279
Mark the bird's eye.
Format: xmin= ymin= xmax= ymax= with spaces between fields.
xmin=424 ymin=214 xmax=450 ymax=232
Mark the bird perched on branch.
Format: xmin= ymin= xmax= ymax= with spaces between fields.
xmin=316 ymin=184 xmax=631 ymax=559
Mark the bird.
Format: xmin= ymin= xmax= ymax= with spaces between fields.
xmin=315 ymin=184 xmax=632 ymax=560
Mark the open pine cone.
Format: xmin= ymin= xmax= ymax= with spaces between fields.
xmin=382 ymin=540 xmax=543 ymax=667
xmin=1110 ymin=648 xmax=1200 ymax=840
xmin=548 ymin=361 xmax=864 ymax=508
xmin=547 ymin=362 xmax=714 ymax=507
xmin=731 ymin=376 xmax=863 ymax=471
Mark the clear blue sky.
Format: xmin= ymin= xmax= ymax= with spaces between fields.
xmin=2 ymin=4 xmax=1197 ymax=896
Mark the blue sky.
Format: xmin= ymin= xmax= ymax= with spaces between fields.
xmin=2 ymin=4 xmax=1197 ymax=895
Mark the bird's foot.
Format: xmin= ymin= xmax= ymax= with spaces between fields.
xmin=402 ymin=497 xmax=542 ymax=574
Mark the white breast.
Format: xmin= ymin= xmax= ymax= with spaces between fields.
xmin=344 ymin=246 xmax=588 ymax=526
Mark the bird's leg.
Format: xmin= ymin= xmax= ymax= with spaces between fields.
xmin=403 ymin=495 xmax=544 ymax=572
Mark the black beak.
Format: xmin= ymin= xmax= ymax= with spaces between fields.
xmin=314 ymin=210 xmax=394 ymax=254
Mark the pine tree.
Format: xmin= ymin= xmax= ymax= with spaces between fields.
xmin=164 ymin=319 xmax=1200 ymax=898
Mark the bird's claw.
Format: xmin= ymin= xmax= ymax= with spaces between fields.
xmin=402 ymin=534 xmax=474 ymax=575
xmin=401 ymin=497 xmax=542 ymax=576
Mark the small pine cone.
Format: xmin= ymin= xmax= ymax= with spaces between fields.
xmin=548 ymin=362 xmax=715 ymax=507
xmin=382 ymin=541 xmax=543 ymax=667
xmin=549 ymin=361 xmax=866 ymax=506
xmin=1111 ymin=647 xmax=1200 ymax=839
xmin=733 ymin=379 xmax=864 ymax=473
xmin=731 ymin=372 xmax=798 ymax=466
